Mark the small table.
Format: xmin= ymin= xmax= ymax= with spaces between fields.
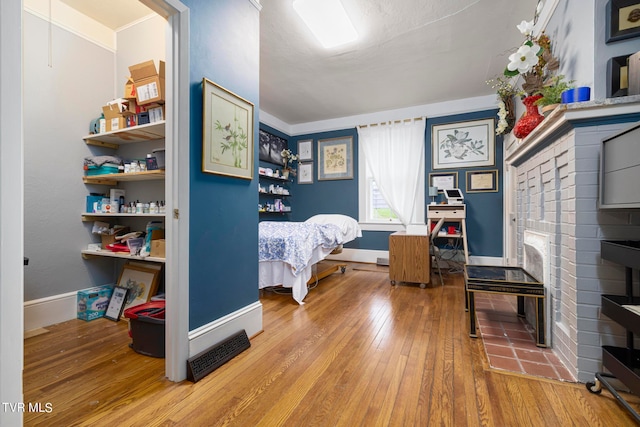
xmin=464 ymin=265 xmax=546 ymax=348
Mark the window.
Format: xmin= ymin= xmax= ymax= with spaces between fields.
xmin=358 ymin=149 xmax=424 ymax=231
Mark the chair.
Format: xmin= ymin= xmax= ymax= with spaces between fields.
xmin=430 ymin=218 xmax=446 ymax=286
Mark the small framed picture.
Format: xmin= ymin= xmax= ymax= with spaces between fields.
xmin=466 ymin=169 xmax=498 ymax=193
xmin=606 ymin=0 xmax=640 ymax=43
xmin=607 ymin=54 xmax=631 ymax=97
xmin=117 ymin=263 xmax=160 ymax=314
xmin=297 ymin=139 xmax=313 ymax=161
xmin=104 ymin=286 xmax=129 ymax=321
xmin=429 ymin=172 xmax=458 ymax=192
xmin=318 ymin=136 xmax=353 ymax=180
xmin=298 ymin=162 xmax=313 ymax=184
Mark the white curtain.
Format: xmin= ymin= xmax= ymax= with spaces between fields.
xmin=358 ymin=119 xmax=426 ymax=226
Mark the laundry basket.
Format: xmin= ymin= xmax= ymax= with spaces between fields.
xmin=123 ymin=300 xmax=165 ymax=358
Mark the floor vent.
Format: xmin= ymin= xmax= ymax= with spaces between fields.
xmin=376 ymin=257 xmax=389 ymax=266
xmin=187 ymin=329 xmax=251 ymax=383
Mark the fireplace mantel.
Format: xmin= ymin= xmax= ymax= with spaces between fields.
xmin=505 ymin=95 xmax=640 ymax=166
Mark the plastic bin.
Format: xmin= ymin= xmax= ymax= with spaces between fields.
xmin=123 ymin=300 xmax=165 ymax=358
xmin=152 ymin=148 xmax=165 ymax=169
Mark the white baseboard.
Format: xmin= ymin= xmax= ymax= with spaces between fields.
xmin=327 ymin=248 xmax=388 ymax=264
xmin=469 ymin=256 xmax=504 ymax=265
xmin=24 ymin=291 xmax=77 ymax=332
xmin=188 ymin=301 xmax=263 ymax=357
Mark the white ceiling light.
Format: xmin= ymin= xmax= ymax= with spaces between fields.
xmin=293 ymin=0 xmax=358 ymax=48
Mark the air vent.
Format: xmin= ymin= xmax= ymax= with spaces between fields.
xmin=376 ymin=257 xmax=389 ymax=266
xmin=187 ymin=329 xmax=251 ymax=382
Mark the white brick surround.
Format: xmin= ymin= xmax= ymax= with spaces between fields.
xmin=505 ymin=100 xmax=640 ymax=382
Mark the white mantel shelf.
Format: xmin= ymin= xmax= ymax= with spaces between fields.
xmin=505 ymin=95 xmax=640 ymax=165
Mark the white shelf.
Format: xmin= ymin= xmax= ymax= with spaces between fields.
xmin=83 ymin=121 xmax=165 ymax=148
xmin=81 ymin=249 xmax=165 ymax=263
xmin=82 ymin=213 xmax=166 ymax=221
xmin=83 ymin=170 xmax=165 ymax=184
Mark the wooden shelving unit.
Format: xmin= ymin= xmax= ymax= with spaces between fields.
xmin=83 ymin=121 xmax=165 ymax=149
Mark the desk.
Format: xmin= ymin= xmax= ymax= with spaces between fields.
xmin=427 ymin=204 xmax=469 ymax=264
xmin=464 ymin=265 xmax=546 ymax=347
xmin=389 ymin=231 xmax=430 ymax=287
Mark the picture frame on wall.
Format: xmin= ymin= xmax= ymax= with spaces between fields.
xmin=318 ymin=136 xmax=353 ymax=180
xmin=202 ymin=78 xmax=254 ymax=179
xmin=429 ymin=171 xmax=458 ymax=191
xmin=117 ymin=263 xmax=160 ymax=315
xmin=606 ymin=0 xmax=640 ymax=43
xmin=298 ymin=162 xmax=313 ymax=184
xmin=431 ymin=118 xmax=495 ymax=170
xmin=466 ymin=169 xmax=499 ymax=193
xmin=259 ymin=129 xmax=287 ymax=165
xmin=607 ymin=54 xmax=631 ymax=97
xmin=297 ymin=139 xmax=313 ymax=161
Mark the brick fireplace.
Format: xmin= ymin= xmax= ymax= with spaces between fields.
xmin=504 ymin=98 xmax=640 ymax=382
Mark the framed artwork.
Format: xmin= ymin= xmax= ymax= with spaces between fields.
xmin=298 ymin=162 xmax=314 ymax=184
xmin=259 ymin=129 xmax=287 ymax=165
xmin=432 ymin=118 xmax=495 ymax=170
xmin=104 ymin=286 xmax=129 ymax=321
xmin=117 ymin=263 xmax=160 ymax=314
xmin=318 ymin=136 xmax=353 ymax=180
xmin=466 ymin=169 xmax=499 ymax=193
xmin=607 ymin=54 xmax=631 ymax=97
xmin=606 ymin=0 xmax=640 ymax=43
xmin=297 ymin=139 xmax=313 ymax=161
xmin=429 ymin=172 xmax=458 ymax=191
xmin=202 ymin=78 xmax=254 ymax=179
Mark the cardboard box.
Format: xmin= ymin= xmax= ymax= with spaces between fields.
xmin=129 ymin=60 xmax=165 ymax=105
xmin=102 ymin=104 xmax=125 ymax=132
xmin=77 ymin=284 xmax=114 ymax=321
xmin=124 ymin=77 xmax=136 ymax=99
xmin=150 ymin=239 xmax=166 ymax=258
xmin=148 ymin=104 xmax=164 ymax=123
xmin=100 ymin=226 xmax=130 ymax=248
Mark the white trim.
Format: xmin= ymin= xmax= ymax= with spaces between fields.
xmin=24 ymin=292 xmax=77 ymax=332
xmin=248 ymin=0 xmax=262 ymax=12
xmin=358 ymin=222 xmax=405 ymax=232
xmin=327 ymin=248 xmax=389 ymax=264
xmin=0 ymin=0 xmax=24 ymax=423
xmin=259 ymin=110 xmax=292 ymax=135
xmin=279 ymin=95 xmax=497 ymax=136
xmin=189 ymin=302 xmax=263 ymax=357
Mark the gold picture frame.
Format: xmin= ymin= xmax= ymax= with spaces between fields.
xmin=466 ymin=169 xmax=499 ymax=193
xmin=117 ymin=263 xmax=160 ymax=315
xmin=202 ymin=78 xmax=254 ymax=179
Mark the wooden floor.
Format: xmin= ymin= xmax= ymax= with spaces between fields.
xmin=24 ymin=262 xmax=640 ymax=426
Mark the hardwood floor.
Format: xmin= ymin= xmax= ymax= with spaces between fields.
xmin=24 ymin=262 xmax=640 ymax=426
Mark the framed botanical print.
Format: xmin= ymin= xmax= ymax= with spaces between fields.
xmin=318 ymin=136 xmax=353 ymax=180
xmin=298 ymin=162 xmax=313 ymax=184
xmin=202 ymin=78 xmax=254 ymax=179
xmin=297 ymin=139 xmax=313 ymax=161
xmin=432 ymin=119 xmax=495 ymax=170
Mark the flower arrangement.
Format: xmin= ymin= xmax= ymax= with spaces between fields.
xmin=280 ymin=148 xmax=298 ymax=176
xmin=503 ymin=1 xmax=558 ymax=97
xmin=486 ymin=76 xmax=518 ymax=135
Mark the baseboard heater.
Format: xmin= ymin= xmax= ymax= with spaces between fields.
xmin=187 ymin=329 xmax=251 ymax=382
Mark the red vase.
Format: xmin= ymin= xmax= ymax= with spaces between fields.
xmin=513 ymin=94 xmax=544 ymax=139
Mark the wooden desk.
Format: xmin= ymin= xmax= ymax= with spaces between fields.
xmin=464 ymin=265 xmax=546 ymax=347
xmin=389 ymin=231 xmax=430 ymax=288
xmin=427 ymin=204 xmax=469 ymax=264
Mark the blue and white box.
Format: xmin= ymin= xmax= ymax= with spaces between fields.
xmin=77 ymin=284 xmax=114 ymax=321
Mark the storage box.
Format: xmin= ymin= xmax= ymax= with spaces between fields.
xmin=86 ymin=194 xmax=104 ymax=213
xmin=129 ymin=60 xmax=165 ymax=105
xmin=148 ymin=105 xmax=164 ymax=123
xmin=100 ymin=226 xmax=130 ymax=248
xmin=150 ymin=239 xmax=166 ymax=258
xmin=77 ymin=284 xmax=114 ymax=321
xmin=124 ymin=77 xmax=136 ymax=99
xmin=152 ymin=148 xmax=165 ymax=169
xmin=102 ymin=104 xmax=125 ymax=132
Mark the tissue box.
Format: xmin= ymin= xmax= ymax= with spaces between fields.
xmin=77 ymin=284 xmax=114 ymax=321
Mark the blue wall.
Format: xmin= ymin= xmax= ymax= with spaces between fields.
xmin=267 ymin=109 xmax=504 ymax=257
xmin=186 ymin=0 xmax=260 ymax=330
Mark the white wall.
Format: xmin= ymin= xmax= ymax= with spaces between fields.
xmin=23 ymin=11 xmax=116 ymax=301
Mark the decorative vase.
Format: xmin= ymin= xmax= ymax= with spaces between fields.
xmin=513 ymin=94 xmax=544 ymax=139
xmin=282 ymin=169 xmax=290 ymax=179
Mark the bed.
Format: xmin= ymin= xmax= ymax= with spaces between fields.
xmin=258 ymin=214 xmax=362 ymax=304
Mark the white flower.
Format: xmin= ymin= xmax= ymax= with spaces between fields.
xmin=517 ymin=20 xmax=534 ymax=36
xmin=507 ymin=43 xmax=541 ymax=74
xmin=536 ymin=1 xmax=544 ymax=15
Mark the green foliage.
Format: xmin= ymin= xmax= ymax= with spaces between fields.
xmin=534 ymin=75 xmax=575 ymax=106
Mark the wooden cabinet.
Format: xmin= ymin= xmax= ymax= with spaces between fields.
xmin=389 ymin=231 xmax=430 ymax=287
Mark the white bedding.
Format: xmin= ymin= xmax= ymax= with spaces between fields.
xmin=258 ymin=215 xmax=361 ymax=304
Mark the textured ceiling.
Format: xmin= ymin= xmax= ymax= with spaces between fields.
xmin=60 ymin=0 xmax=536 ymax=126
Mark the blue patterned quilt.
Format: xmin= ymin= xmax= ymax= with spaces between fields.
xmin=258 ymin=222 xmax=344 ymax=275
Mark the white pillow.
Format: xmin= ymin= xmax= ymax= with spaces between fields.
xmin=305 ymin=214 xmax=362 ymax=241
